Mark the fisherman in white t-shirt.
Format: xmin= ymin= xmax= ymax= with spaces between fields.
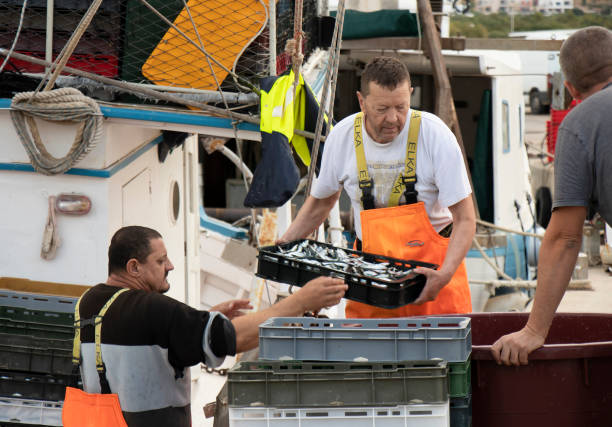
xmin=280 ymin=56 xmax=476 ymax=318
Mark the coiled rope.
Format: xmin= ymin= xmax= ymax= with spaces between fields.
xmin=10 ymin=88 xmax=103 ymax=175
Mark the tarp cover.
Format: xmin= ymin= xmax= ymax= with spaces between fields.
xmin=332 ymin=9 xmax=419 ymax=40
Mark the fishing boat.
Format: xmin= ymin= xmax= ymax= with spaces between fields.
xmin=0 ymin=0 xmax=583 ymax=426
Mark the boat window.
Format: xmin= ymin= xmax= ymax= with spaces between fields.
xmin=171 ymin=180 xmax=180 ymax=223
xmin=502 ymin=100 xmax=510 ymax=153
xmin=518 ymin=103 xmax=523 ymax=148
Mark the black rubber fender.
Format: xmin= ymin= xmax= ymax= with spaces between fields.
xmin=535 ymin=186 xmax=552 ymax=228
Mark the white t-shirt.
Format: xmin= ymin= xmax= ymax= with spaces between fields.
xmin=311 ymin=110 xmax=472 ymax=240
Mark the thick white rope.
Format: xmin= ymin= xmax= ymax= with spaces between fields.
xmin=472 ymin=236 xmax=515 ymax=281
xmin=477 ymin=218 xmax=543 ymax=239
xmin=41 ymin=195 xmax=59 ymax=260
xmin=10 ymin=87 xmax=103 ymax=175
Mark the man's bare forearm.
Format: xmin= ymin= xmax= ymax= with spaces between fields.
xmin=231 ymin=293 xmax=306 ymax=352
xmin=525 ymin=207 xmax=585 ymax=338
xmin=231 ymin=277 xmax=347 ymax=352
xmin=441 ymin=197 xmax=476 ymax=279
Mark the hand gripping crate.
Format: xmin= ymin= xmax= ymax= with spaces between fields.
xmin=258 ymin=317 xmax=471 ymax=363
xmin=229 ymin=402 xmax=450 ymax=427
xmin=256 ymin=239 xmax=438 ymax=308
xmin=227 ymin=360 xmax=448 ymax=408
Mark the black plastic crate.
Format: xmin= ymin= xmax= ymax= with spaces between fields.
xmin=256 ymin=239 xmax=437 ymax=309
xmin=0 ymin=370 xmax=80 ymax=402
xmin=0 ymin=333 xmax=73 ymax=376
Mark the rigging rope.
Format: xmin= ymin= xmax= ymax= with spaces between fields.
xmin=0 ymin=0 xmax=28 ymax=74
xmin=1 ymin=49 xmax=324 ymax=142
xmin=137 ymin=0 xmax=261 ymax=96
xmin=35 ymin=0 xmax=103 ymax=92
xmin=477 ymin=218 xmax=543 ymax=239
xmin=181 ymin=0 xmax=262 ymax=247
xmin=291 ymin=0 xmax=304 ymax=94
xmin=10 ymin=88 xmax=103 ymax=175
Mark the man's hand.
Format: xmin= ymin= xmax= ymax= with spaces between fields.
xmin=491 ymin=326 xmax=546 ymax=366
xmin=294 ymin=276 xmax=348 ymax=312
xmin=412 ymin=267 xmax=452 ymax=305
xmin=210 ymin=299 xmax=253 ymax=320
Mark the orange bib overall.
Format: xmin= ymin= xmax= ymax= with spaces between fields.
xmin=345 ymin=111 xmax=471 ymax=318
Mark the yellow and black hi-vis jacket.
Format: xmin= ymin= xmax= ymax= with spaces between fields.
xmin=243 ymin=70 xmax=331 ymax=208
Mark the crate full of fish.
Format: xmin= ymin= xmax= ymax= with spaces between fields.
xmin=256 ymin=239 xmax=437 ymax=308
xmin=258 ymin=317 xmax=471 ymax=363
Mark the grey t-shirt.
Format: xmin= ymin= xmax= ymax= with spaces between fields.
xmin=553 ymin=83 xmax=612 ymax=224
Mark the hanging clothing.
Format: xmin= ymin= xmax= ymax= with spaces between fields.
xmin=244 ymin=70 xmax=330 ymax=207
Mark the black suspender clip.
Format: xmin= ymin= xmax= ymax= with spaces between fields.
xmin=359 ymin=179 xmax=376 ymax=210
xmin=401 ymin=176 xmax=418 ymax=205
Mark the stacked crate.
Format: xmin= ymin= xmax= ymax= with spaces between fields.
xmin=0 ymin=279 xmax=85 ymax=426
xmin=227 ymin=316 xmax=472 ymax=427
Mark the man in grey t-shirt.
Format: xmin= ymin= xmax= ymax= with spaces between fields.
xmin=492 ymin=26 xmax=612 ymax=366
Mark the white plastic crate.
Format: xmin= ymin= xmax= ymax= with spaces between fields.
xmin=0 ymin=397 xmax=63 ymax=426
xmin=259 ymin=317 xmax=471 ymax=362
xmin=229 ymin=402 xmax=450 ymax=427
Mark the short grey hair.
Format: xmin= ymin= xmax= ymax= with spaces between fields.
xmin=361 ymin=56 xmax=411 ymax=96
xmin=560 ymin=26 xmax=612 ymax=93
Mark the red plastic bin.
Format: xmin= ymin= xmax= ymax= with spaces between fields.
xmin=8 ymin=51 xmax=118 ymax=78
xmin=466 ymin=313 xmax=612 ymax=427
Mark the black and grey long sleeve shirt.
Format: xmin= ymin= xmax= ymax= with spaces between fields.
xmin=77 ymin=284 xmax=236 ymax=427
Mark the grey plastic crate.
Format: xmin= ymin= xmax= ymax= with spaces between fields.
xmin=259 ymin=317 xmax=471 ymax=363
xmin=0 ymin=289 xmax=77 ymax=314
xmin=0 ymin=333 xmax=74 ymax=375
xmin=227 ymin=360 xmax=448 ymax=407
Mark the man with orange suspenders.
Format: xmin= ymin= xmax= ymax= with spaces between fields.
xmin=280 ymin=56 xmax=476 ymax=317
xmin=62 ymin=226 xmax=346 ymax=427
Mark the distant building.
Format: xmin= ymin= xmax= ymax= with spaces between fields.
xmin=475 ymin=0 xmax=502 ymax=13
xmin=499 ymin=0 xmax=535 ymax=13
xmin=535 ymin=0 xmax=574 ymax=14
xmin=577 ymin=0 xmax=610 ymax=13
xmin=475 ymin=0 xmax=575 ymax=13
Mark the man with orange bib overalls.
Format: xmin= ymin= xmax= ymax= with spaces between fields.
xmin=62 ymin=226 xmax=347 ymax=427
xmin=280 ymin=56 xmax=476 ymax=318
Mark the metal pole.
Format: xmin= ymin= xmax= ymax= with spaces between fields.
xmin=269 ymin=0 xmax=277 ymax=76
xmin=304 ymin=0 xmax=346 ymax=198
xmin=45 ymin=0 xmax=54 ymax=73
